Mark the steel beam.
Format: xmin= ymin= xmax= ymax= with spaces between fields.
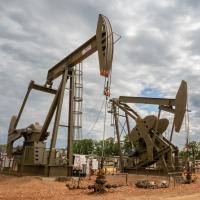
xmin=116 ymin=104 xmax=138 ymax=120
xmin=40 ymin=75 xmax=68 ymax=141
xmin=14 ymin=81 xmax=34 ymax=129
xmin=125 ymin=112 xmax=133 ymax=147
xmin=160 ymin=105 xmax=175 ymax=114
xmin=170 ymin=119 xmax=175 ymax=142
xmin=119 ymin=96 xmax=175 ymax=106
xmin=47 ymin=36 xmax=97 ymax=84
xmin=48 ymin=69 xmax=68 ymax=166
xmin=14 ymin=80 xmax=57 ymax=131
xmin=113 ymin=103 xmax=124 ymax=172
xmin=32 ymin=82 xmax=57 ymax=95
xmin=67 ymin=69 xmax=75 ymax=167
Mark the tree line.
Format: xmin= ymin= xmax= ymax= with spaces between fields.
xmin=73 ymin=136 xmax=131 ymax=156
xmin=179 ymin=141 xmax=200 ymax=160
xmin=73 ymin=137 xmax=200 ymax=160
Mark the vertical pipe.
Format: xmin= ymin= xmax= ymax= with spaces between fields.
xmin=102 ymin=98 xmax=107 ymax=157
xmin=14 ymin=81 xmax=34 ymax=129
xmin=155 ymin=107 xmax=161 ymax=133
xmin=174 ymin=147 xmax=179 ymax=170
xmin=113 ymin=102 xmax=124 ymax=172
xmin=67 ymin=69 xmax=75 ymax=170
xmin=125 ymin=113 xmax=133 ymax=148
xmin=170 ymin=119 xmax=175 ymax=142
xmin=48 ymin=69 xmax=68 ymax=166
xmin=153 ymin=107 xmax=161 ymax=143
xmin=40 ymin=80 xmax=64 ymax=141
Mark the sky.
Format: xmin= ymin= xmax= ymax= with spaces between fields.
xmin=0 ymin=0 xmax=200 ymax=150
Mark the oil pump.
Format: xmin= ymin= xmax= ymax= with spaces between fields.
xmin=110 ymin=80 xmax=187 ymax=173
xmin=6 ymin=14 xmax=114 ymax=176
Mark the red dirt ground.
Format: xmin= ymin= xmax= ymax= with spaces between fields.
xmin=0 ymin=174 xmax=200 ymax=200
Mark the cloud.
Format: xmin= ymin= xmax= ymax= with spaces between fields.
xmin=0 ymin=0 xmax=199 ymax=149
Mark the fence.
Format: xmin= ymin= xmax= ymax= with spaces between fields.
xmin=0 ymin=154 xmax=20 ymax=175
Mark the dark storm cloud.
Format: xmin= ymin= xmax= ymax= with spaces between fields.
xmin=126 ymin=30 xmax=177 ymax=67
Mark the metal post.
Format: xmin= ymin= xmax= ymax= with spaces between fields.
xmin=153 ymin=107 xmax=161 ymax=143
xmin=14 ymin=81 xmax=34 ymax=129
xmin=48 ymin=69 xmax=68 ymax=167
xmin=40 ymin=77 xmax=65 ymax=141
xmin=113 ymin=102 xmax=124 ymax=172
xmin=67 ymin=68 xmax=75 ymax=170
xmin=20 ymin=145 xmax=26 ymax=176
xmin=125 ymin=113 xmax=133 ymax=148
xmin=170 ymin=119 xmax=175 ymax=142
xmin=174 ymin=147 xmax=179 ymax=170
xmin=155 ymin=107 xmax=161 ymax=132
xmin=125 ymin=173 xmax=128 ymax=185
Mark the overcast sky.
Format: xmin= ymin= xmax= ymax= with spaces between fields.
xmin=0 ymin=0 xmax=200 ymax=149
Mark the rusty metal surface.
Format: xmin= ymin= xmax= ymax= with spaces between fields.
xmin=6 ymin=14 xmax=114 ymax=177
xmin=110 ymin=81 xmax=187 ymax=173
xmin=47 ymin=14 xmax=114 ymax=84
xmin=46 ymin=35 xmax=97 ymax=84
xmin=96 ymin=14 xmax=113 ymax=77
xmin=119 ymin=96 xmax=175 ymax=106
xmin=119 ymin=81 xmax=187 ymax=134
xmin=174 ymin=80 xmax=187 ymax=132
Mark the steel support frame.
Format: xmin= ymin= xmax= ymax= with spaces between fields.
xmin=7 ymin=80 xmax=58 ymax=156
xmin=48 ymin=69 xmax=68 ymax=167
xmin=112 ymin=102 xmax=124 ymax=172
xmin=40 ymin=79 xmax=66 ymax=141
xmin=46 ymin=36 xmax=97 ymax=84
xmin=119 ymin=96 xmax=175 ymax=106
xmin=67 ymin=69 xmax=75 ymax=167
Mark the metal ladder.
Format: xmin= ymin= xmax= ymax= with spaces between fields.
xmin=73 ymin=63 xmax=83 ymax=141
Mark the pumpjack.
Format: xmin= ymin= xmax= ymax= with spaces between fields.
xmin=6 ymin=14 xmax=114 ymax=176
xmin=110 ymin=80 xmax=187 ymax=174
xmin=5 ymin=13 xmax=188 ymax=177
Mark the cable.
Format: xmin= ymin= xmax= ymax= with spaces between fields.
xmin=119 ymin=120 xmax=127 ymax=138
xmin=101 ymin=75 xmax=111 ymax=157
xmin=86 ymin=98 xmax=105 ymax=136
xmin=83 ymin=93 xmax=104 ymax=115
xmin=185 ymin=97 xmax=190 ymax=147
xmin=102 ymin=98 xmax=108 ymax=157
